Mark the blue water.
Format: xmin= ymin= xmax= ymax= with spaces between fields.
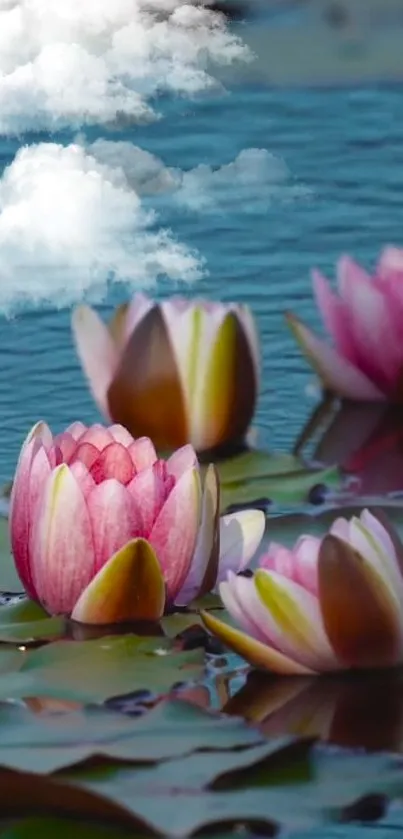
xmin=1 ymin=11 xmax=403 ymax=483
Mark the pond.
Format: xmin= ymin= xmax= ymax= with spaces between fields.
xmin=1 ymin=1 xmax=403 ymax=837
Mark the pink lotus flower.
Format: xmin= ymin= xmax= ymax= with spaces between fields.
xmin=202 ymin=509 xmax=403 ymax=674
xmin=9 ymin=422 xmax=265 ymax=624
xmin=71 ymin=293 xmax=259 ymax=453
xmin=286 ymin=247 xmax=403 ymax=401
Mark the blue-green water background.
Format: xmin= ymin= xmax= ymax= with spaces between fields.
xmin=1 ymin=3 xmax=403 ymax=483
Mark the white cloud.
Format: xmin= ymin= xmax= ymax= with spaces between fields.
xmin=175 ymin=148 xmax=313 ymax=211
xmin=88 ymin=140 xmax=312 ymax=210
xmin=0 ymin=142 xmax=203 ymax=314
xmin=0 ymin=0 xmax=250 ymax=134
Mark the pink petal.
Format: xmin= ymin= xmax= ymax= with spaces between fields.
xmin=259 ymin=537 xmax=320 ymax=595
xmin=28 ymin=446 xmax=52 ymax=521
xmin=293 ymin=536 xmax=321 ymax=595
xmin=69 ymin=461 xmax=96 ymax=499
xmin=378 ymin=246 xmax=403 ymax=278
xmin=220 ymin=572 xmax=268 ymax=643
xmin=78 ymin=424 xmax=113 ymax=451
xmin=70 ymin=442 xmax=100 ymax=471
xmin=9 ymin=438 xmax=41 ymax=599
xmin=329 ymin=517 xmax=350 ymax=542
xmin=312 ymin=270 xmax=357 ymax=363
xmin=337 ymin=256 xmax=402 ymax=390
xmin=166 ymin=444 xmax=198 ymax=480
xmin=128 ymin=437 xmax=158 ymax=472
xmin=54 ymin=432 xmax=78 ymax=463
xmin=71 ymin=305 xmax=119 ymax=418
xmin=126 ymin=464 xmax=168 ymax=535
xmin=89 ymin=442 xmax=135 ymax=485
xmin=217 ymin=509 xmax=266 ymax=582
xmin=30 ymin=465 xmax=94 ymax=615
xmin=87 ymin=479 xmax=143 ymax=573
xmin=108 ymin=424 xmax=136 ymax=447
xmin=65 ymin=421 xmax=87 ymax=441
xmin=286 ymin=313 xmax=384 ymax=400
xmin=148 ymin=467 xmax=201 ymax=602
xmin=9 ymin=421 xmax=52 ymax=598
xmin=260 ymin=543 xmax=299 ymax=576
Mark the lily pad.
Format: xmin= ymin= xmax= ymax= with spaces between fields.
xmin=0 ymin=600 xmax=64 ymax=644
xmin=0 ymin=636 xmax=204 ymax=703
xmin=0 ymin=519 xmax=22 ymax=594
xmin=215 ymin=451 xmax=306 ymax=484
xmin=0 ymin=818 xmax=135 ymax=839
xmin=0 ymin=739 xmax=402 ymax=836
xmin=219 ymin=464 xmax=341 ymax=512
xmin=0 ymin=698 xmax=265 ymax=774
xmin=59 ymin=743 xmax=403 ymax=837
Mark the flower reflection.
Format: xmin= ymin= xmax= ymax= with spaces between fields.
xmin=294 ymin=397 xmax=403 ymax=498
xmin=223 ymin=669 xmax=403 ymax=754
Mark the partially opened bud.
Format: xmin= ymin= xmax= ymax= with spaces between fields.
xmin=9 ymin=421 xmax=265 ymax=624
xmin=72 ymin=294 xmax=259 ymax=453
xmin=202 ymin=509 xmax=403 ymax=674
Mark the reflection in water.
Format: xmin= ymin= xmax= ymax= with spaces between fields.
xmin=223 ymin=668 xmax=403 ymax=753
xmin=294 ymin=397 xmax=403 ymax=498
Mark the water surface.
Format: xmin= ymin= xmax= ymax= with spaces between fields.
xmin=0 ymin=4 xmax=402 ymax=483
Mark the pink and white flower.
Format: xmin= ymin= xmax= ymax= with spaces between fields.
xmin=72 ymin=293 xmax=259 ymax=453
xmin=9 ymin=421 xmax=265 ymax=624
xmin=202 ymin=509 xmax=403 ymax=674
xmin=286 ymin=247 xmax=403 ymax=402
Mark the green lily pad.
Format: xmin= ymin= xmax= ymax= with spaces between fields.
xmin=0 ymin=600 xmax=64 ymax=644
xmin=0 ymin=818 xmax=135 ymax=839
xmin=215 ymin=451 xmax=305 ymax=484
xmin=0 ymin=698 xmax=265 ymax=774
xmin=0 ymin=636 xmax=204 ymax=703
xmin=0 ymin=738 xmax=402 ymax=836
xmin=0 ymin=519 xmax=22 ymax=594
xmin=53 ymin=743 xmax=403 ymax=837
xmin=219 ymin=464 xmax=341 ymax=511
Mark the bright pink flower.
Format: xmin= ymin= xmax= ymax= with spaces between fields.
xmin=286 ymin=247 xmax=403 ymax=401
xmin=202 ymin=509 xmax=403 ymax=674
xmin=9 ymin=421 xmax=265 ymax=623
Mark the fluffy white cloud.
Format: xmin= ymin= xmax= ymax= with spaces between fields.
xmin=0 ymin=0 xmax=250 ymax=133
xmin=0 ymin=142 xmax=203 ymax=313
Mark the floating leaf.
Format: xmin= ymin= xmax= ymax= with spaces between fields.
xmin=0 ymin=818 xmax=135 ymax=839
xmin=0 ymin=518 xmax=22 ymax=593
xmin=53 ymin=744 xmax=403 ymax=837
xmin=219 ymin=465 xmax=341 ymax=512
xmin=0 ymin=739 xmax=403 ymax=836
xmin=0 ymin=600 xmax=64 ymax=644
xmin=0 ymin=698 xmax=265 ymax=774
xmin=215 ymin=451 xmax=306 ymax=484
xmin=0 ymin=636 xmax=204 ymax=703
